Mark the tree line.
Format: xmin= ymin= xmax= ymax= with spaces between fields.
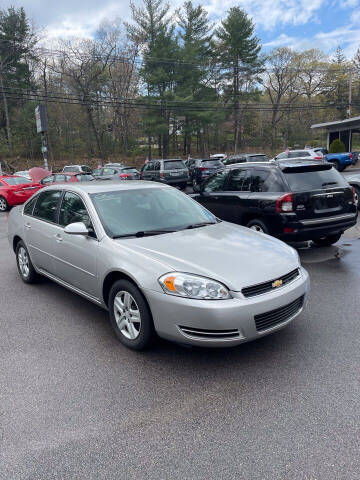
xmin=1 ymin=3 xmax=360 ymax=170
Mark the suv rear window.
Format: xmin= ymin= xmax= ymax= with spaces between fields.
xmin=202 ymin=160 xmax=223 ymax=167
xmin=249 ymin=155 xmax=268 ymax=162
xmin=122 ymin=167 xmax=138 ymax=173
xmin=289 ymin=151 xmax=310 ymax=158
xmin=284 ymin=168 xmax=348 ymax=192
xmin=163 ymin=161 xmax=185 ymax=170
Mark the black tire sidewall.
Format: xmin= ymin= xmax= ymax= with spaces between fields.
xmin=16 ymin=241 xmax=39 ymax=283
xmin=108 ymin=279 xmax=155 ymax=350
xmin=313 ymin=233 xmax=342 ymax=247
xmin=246 ymin=219 xmax=269 ymax=234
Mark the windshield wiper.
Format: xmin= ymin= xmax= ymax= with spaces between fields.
xmin=185 ymin=221 xmax=218 ymax=229
xmin=113 ymin=229 xmax=177 ymax=239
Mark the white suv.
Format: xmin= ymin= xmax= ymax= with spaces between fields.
xmin=273 ymin=149 xmax=324 ymax=161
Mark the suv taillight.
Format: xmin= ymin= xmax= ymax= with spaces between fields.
xmin=160 ymin=172 xmax=165 ymax=178
xmin=276 ymin=193 xmax=294 ymax=213
xmin=352 ymin=187 xmax=358 ymax=205
xmin=199 ymin=167 xmax=209 ymax=172
xmin=349 ymin=153 xmax=353 ymax=159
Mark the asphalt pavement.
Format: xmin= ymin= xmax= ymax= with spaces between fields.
xmin=1 ymin=211 xmax=360 ymax=480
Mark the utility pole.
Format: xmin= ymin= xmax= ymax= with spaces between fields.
xmin=348 ymin=68 xmax=353 ymax=118
xmin=35 ymin=105 xmax=49 ymax=170
xmin=0 ymin=55 xmax=13 ymax=154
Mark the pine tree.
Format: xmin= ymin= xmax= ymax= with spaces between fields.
xmin=176 ymin=1 xmax=215 ymax=155
xmin=126 ymin=0 xmax=178 ymax=158
xmin=216 ymin=7 xmax=262 ymax=152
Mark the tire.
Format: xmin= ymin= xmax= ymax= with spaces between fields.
xmin=109 ymin=279 xmax=155 ymax=350
xmin=246 ymin=219 xmax=269 ymax=235
xmin=353 ymin=185 xmax=360 ymax=210
xmin=0 ymin=196 xmax=9 ymax=212
xmin=16 ymin=240 xmax=40 ymax=284
xmin=312 ymin=233 xmax=342 ymax=247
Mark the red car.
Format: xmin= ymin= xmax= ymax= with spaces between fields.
xmin=39 ymin=172 xmax=95 ymax=185
xmin=0 ymin=175 xmax=43 ymax=212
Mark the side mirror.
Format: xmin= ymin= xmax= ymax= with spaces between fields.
xmin=64 ymin=222 xmax=89 ymax=236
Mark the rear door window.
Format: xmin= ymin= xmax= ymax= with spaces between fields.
xmin=76 ymin=174 xmax=94 ymax=182
xmin=3 ymin=176 xmax=30 ymax=185
xmin=54 ymin=174 xmax=67 ymax=182
xmin=81 ymin=166 xmax=92 ymax=173
xmin=284 ymin=168 xmax=348 ymax=192
xmin=33 ymin=190 xmax=62 ymax=223
xmin=227 ymin=169 xmax=251 ymax=191
xmin=163 ymin=161 xmax=185 ymax=170
xmin=250 ymin=169 xmax=285 ymax=192
xmin=23 ymin=195 xmax=38 ymax=216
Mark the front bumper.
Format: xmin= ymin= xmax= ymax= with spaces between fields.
xmin=142 ymin=267 xmax=310 ymax=347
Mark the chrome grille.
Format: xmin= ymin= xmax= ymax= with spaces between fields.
xmin=242 ymin=269 xmax=300 ymax=298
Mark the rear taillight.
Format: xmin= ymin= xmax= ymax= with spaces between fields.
xmin=352 ymin=187 xmax=358 ymax=205
xmin=119 ymin=173 xmax=131 ymax=179
xmin=349 ymin=153 xmax=353 ymax=159
xmin=199 ymin=167 xmax=209 ymax=172
xmin=276 ymin=193 xmax=294 ymax=213
xmin=160 ymin=172 xmax=165 ymax=178
xmin=313 ymin=156 xmax=323 ymax=160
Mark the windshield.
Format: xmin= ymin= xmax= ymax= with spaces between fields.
xmin=202 ymin=160 xmax=223 ymax=167
xmin=284 ymin=168 xmax=348 ymax=192
xmin=90 ymin=187 xmax=216 ymax=238
xmin=3 ymin=176 xmax=31 ymax=185
xmin=163 ymin=161 xmax=185 ymax=170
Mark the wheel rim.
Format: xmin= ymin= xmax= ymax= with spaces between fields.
xmin=18 ymin=247 xmax=30 ymax=277
xmin=250 ymin=224 xmax=264 ymax=233
xmin=0 ymin=198 xmax=7 ymax=211
xmin=113 ymin=291 xmax=141 ymax=340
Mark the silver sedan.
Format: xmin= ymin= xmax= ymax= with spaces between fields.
xmin=8 ymin=181 xmax=310 ymax=350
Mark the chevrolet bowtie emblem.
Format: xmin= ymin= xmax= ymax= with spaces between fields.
xmin=272 ymin=279 xmax=283 ymax=288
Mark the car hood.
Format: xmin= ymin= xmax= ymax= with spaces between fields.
xmin=29 ymin=167 xmax=51 ymax=183
xmin=116 ymin=222 xmax=300 ymax=291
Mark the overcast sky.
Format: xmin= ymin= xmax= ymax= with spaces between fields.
xmin=3 ymin=0 xmax=360 ymax=57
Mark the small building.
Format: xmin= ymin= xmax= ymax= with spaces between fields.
xmin=311 ymin=116 xmax=360 ymax=152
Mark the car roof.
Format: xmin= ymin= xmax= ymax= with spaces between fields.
xmin=276 ymin=159 xmax=329 ymax=169
xmin=57 ymin=171 xmax=89 ymax=176
xmin=42 ymin=180 xmax=170 ymax=195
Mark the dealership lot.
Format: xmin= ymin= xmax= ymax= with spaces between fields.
xmin=1 ymin=211 xmax=360 ymax=479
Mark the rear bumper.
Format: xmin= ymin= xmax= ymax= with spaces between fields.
xmin=278 ymin=212 xmax=358 ymax=241
xmin=161 ymin=178 xmax=188 ymax=185
xmin=142 ymin=267 xmax=310 ymax=347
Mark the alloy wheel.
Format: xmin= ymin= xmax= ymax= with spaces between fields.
xmin=0 ymin=197 xmax=7 ymax=211
xmin=18 ymin=246 xmax=30 ymax=278
xmin=113 ymin=291 xmax=141 ymax=340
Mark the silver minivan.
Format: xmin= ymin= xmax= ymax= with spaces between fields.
xmin=141 ymin=159 xmax=188 ymax=189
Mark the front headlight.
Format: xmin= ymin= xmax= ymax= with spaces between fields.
xmin=158 ymin=272 xmax=231 ymax=300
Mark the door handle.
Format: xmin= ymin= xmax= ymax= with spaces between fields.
xmin=25 ymin=223 xmax=31 ymax=230
xmin=55 ymin=234 xmax=63 ymax=242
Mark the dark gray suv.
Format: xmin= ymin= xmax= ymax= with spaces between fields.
xmin=140 ymin=159 xmax=188 ymax=189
